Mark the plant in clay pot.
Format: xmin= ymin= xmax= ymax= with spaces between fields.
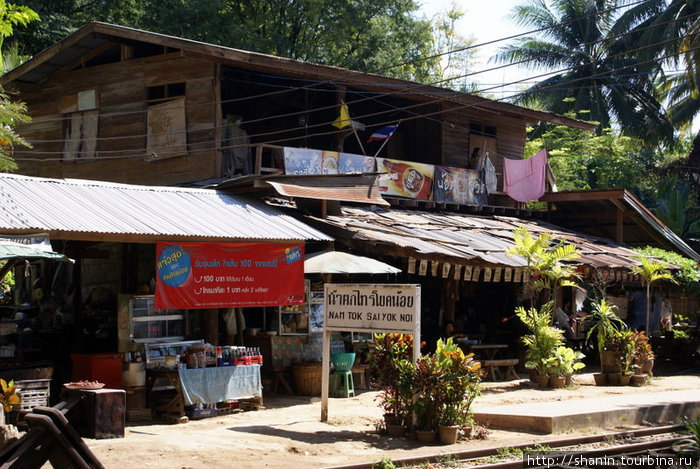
xmin=546 ymin=346 xmax=585 ymax=386
xmin=517 ymin=302 xmax=564 ymax=385
xmin=631 ymin=331 xmax=654 ymax=376
xmin=430 ymin=338 xmax=482 ymax=444
xmin=585 ymin=299 xmax=627 ymax=374
xmin=368 ymin=333 xmax=416 ymax=429
xmin=608 ymin=329 xmax=636 ymax=382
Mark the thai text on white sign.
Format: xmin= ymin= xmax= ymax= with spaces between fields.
xmin=323 ymin=284 xmax=420 ymax=333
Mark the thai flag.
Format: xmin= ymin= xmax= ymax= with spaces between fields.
xmin=366 ymin=124 xmax=398 ymax=143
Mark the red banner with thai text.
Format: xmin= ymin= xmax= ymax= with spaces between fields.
xmin=155 ymin=242 xmax=305 ymax=310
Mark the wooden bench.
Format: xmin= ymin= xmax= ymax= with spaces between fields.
xmin=482 ymin=358 xmax=520 ymax=381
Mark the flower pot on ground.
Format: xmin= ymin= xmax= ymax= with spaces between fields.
xmin=368 ymin=333 xmax=416 ymax=430
xmin=517 ymin=304 xmax=565 ymax=383
xmin=535 ymin=374 xmax=550 ymax=388
xmin=585 ymin=299 xmax=627 ymax=373
xmin=549 ymin=375 xmax=566 ymax=388
xmin=593 ymin=372 xmax=607 ymax=386
xmin=438 ymin=424 xmax=459 ymax=445
xmin=631 ymin=331 xmax=655 ymax=377
xmin=619 ymin=374 xmax=631 ymax=386
xmin=415 ymin=429 xmax=436 ymax=443
xmin=607 ymin=372 xmax=620 ymax=385
xmin=642 ymin=358 xmax=654 ymax=377
xmin=631 ymin=374 xmax=647 ymax=386
xmin=386 ymin=423 xmax=406 ymax=437
xmin=545 ymin=346 xmax=585 ymax=387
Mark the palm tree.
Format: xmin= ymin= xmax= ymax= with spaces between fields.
xmin=628 ymin=255 xmax=676 ymax=334
xmin=493 ymin=0 xmax=674 ymax=145
xmin=507 ymin=226 xmax=580 ymax=309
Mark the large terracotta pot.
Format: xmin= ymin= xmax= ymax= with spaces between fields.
xmin=415 ymin=430 xmax=436 ymax=443
xmin=600 ymin=350 xmax=618 ymax=373
xmin=619 ymin=374 xmax=631 ymax=386
xmin=386 ymin=423 xmax=406 ymax=437
xmin=549 ymin=376 xmax=566 ymax=388
xmin=607 ymin=372 xmax=620 ymax=386
xmin=631 ymin=374 xmax=647 ymax=387
xmin=642 ymin=358 xmax=654 ymax=377
xmin=535 ymin=374 xmax=550 ymax=388
xmin=593 ymin=372 xmax=607 ymax=386
xmin=438 ymin=424 xmax=459 ymax=445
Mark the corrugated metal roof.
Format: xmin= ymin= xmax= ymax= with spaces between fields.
xmin=312 ymin=206 xmax=643 ymax=269
xmin=0 ymin=173 xmax=332 ymax=242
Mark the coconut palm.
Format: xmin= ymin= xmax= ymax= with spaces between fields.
xmin=493 ymin=0 xmax=674 ymax=145
xmin=628 ymin=254 xmax=676 ymax=334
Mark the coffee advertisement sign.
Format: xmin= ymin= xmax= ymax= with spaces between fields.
xmin=376 ymin=157 xmax=434 ymax=200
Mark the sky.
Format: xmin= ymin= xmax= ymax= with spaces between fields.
xmin=416 ymin=0 xmax=532 ymax=97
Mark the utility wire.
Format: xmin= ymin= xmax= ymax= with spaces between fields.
xmin=14 ymin=43 xmax=696 ymax=162
xmin=21 ymin=8 xmax=697 ymax=151
xmin=22 ymin=0 xmax=655 ymax=129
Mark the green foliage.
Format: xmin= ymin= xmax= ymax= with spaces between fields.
xmin=430 ymin=338 xmax=482 ymax=426
xmin=0 ymin=0 xmax=38 ymax=50
xmin=17 ymin=0 xmax=441 ymax=82
xmin=372 ymin=457 xmax=396 ymax=469
xmin=493 ymin=0 xmax=674 ymax=145
xmin=0 ymin=263 xmax=13 ymax=304
xmin=545 ymin=346 xmax=585 ymax=377
xmin=517 ymin=302 xmax=565 ymax=376
xmin=584 ymin=298 xmax=627 ymax=360
xmin=633 ymin=247 xmax=700 ymax=297
xmin=524 ymin=123 xmax=665 ymax=194
xmin=675 ymin=416 xmax=700 ymax=457
xmin=507 ymin=226 xmax=580 ymax=306
xmin=606 ymin=329 xmax=636 ymax=375
xmin=368 ymin=333 xmax=415 ymax=422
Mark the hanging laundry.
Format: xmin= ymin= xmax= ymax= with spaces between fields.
xmin=484 ymin=155 xmax=497 ymax=194
xmin=503 ymin=148 xmax=547 ymax=202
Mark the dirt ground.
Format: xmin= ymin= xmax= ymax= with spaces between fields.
xmin=77 ymin=361 xmax=700 ymax=469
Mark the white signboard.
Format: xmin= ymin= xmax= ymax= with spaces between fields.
xmin=321 ymin=283 xmax=420 ymax=423
xmin=324 ymin=284 xmax=420 ymax=333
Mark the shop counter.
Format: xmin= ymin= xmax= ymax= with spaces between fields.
xmin=146 ymin=365 xmax=262 ymax=422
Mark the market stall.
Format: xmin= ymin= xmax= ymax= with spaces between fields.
xmin=0 ymin=236 xmax=74 ymax=411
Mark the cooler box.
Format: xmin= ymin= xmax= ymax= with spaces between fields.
xmin=71 ymin=353 xmax=122 ymax=389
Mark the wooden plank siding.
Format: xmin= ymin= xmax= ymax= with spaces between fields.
xmin=12 ymin=53 xmax=218 ymax=186
xmin=441 ymin=104 xmax=526 ymax=208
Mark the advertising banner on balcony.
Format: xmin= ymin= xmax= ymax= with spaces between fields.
xmin=321 ymin=151 xmax=340 ymax=174
xmin=376 ymin=157 xmax=434 ymax=200
xmin=338 ymin=152 xmax=375 ymax=174
xmin=155 ymin=242 xmax=305 ymax=310
xmin=283 ymin=147 xmax=322 ymax=175
xmin=433 ymin=166 xmax=488 ymax=205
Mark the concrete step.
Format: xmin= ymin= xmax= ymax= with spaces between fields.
xmin=473 ymin=390 xmax=700 ymax=433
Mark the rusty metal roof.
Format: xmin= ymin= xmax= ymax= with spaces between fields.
xmin=0 ymin=173 xmax=332 ymax=242
xmin=1 ymin=22 xmax=595 ymax=131
xmin=309 ymin=205 xmax=644 ymax=270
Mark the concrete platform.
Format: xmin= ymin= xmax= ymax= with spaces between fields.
xmin=473 ymin=390 xmax=700 ymax=434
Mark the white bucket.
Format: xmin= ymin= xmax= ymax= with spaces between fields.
xmin=122 ymin=362 xmax=146 ymax=387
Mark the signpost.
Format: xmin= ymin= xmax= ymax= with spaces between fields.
xmin=321 ymin=283 xmax=420 ymax=422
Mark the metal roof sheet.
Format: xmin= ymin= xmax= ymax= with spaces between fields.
xmin=315 ymin=206 xmax=644 ymax=269
xmin=0 ymin=173 xmax=332 ymax=242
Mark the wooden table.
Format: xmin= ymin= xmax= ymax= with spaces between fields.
xmin=461 ymin=343 xmax=508 ymax=360
xmin=146 ymin=365 xmax=262 ymax=423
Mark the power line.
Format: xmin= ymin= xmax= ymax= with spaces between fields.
xmin=20 ymin=0 xmax=656 ymax=130
xmin=21 ymin=7 xmax=696 ymax=152
xmin=14 ymin=42 xmax=697 ymax=162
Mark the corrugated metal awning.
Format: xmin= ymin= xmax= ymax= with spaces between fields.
xmin=0 ymin=173 xmax=332 ymax=243
xmin=266 ymin=179 xmax=388 ymax=206
xmin=306 ymin=206 xmax=646 ymax=272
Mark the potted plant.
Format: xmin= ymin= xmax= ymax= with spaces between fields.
xmin=631 ymin=331 xmax=654 ymax=377
xmin=430 ymin=338 xmax=482 ymax=444
xmin=608 ymin=330 xmax=635 ymax=385
xmin=516 ymin=303 xmax=565 ymax=387
xmin=368 ymin=333 xmax=415 ymax=433
xmin=546 ymin=346 xmax=585 ymax=387
xmin=585 ymin=299 xmax=627 ymax=377
xmin=412 ymin=353 xmax=443 ymax=442
xmin=0 ymin=379 xmax=20 ymax=425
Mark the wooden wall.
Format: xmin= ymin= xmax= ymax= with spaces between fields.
xmin=442 ymin=104 xmax=527 ymax=207
xmin=12 ymin=53 xmax=218 ymax=186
